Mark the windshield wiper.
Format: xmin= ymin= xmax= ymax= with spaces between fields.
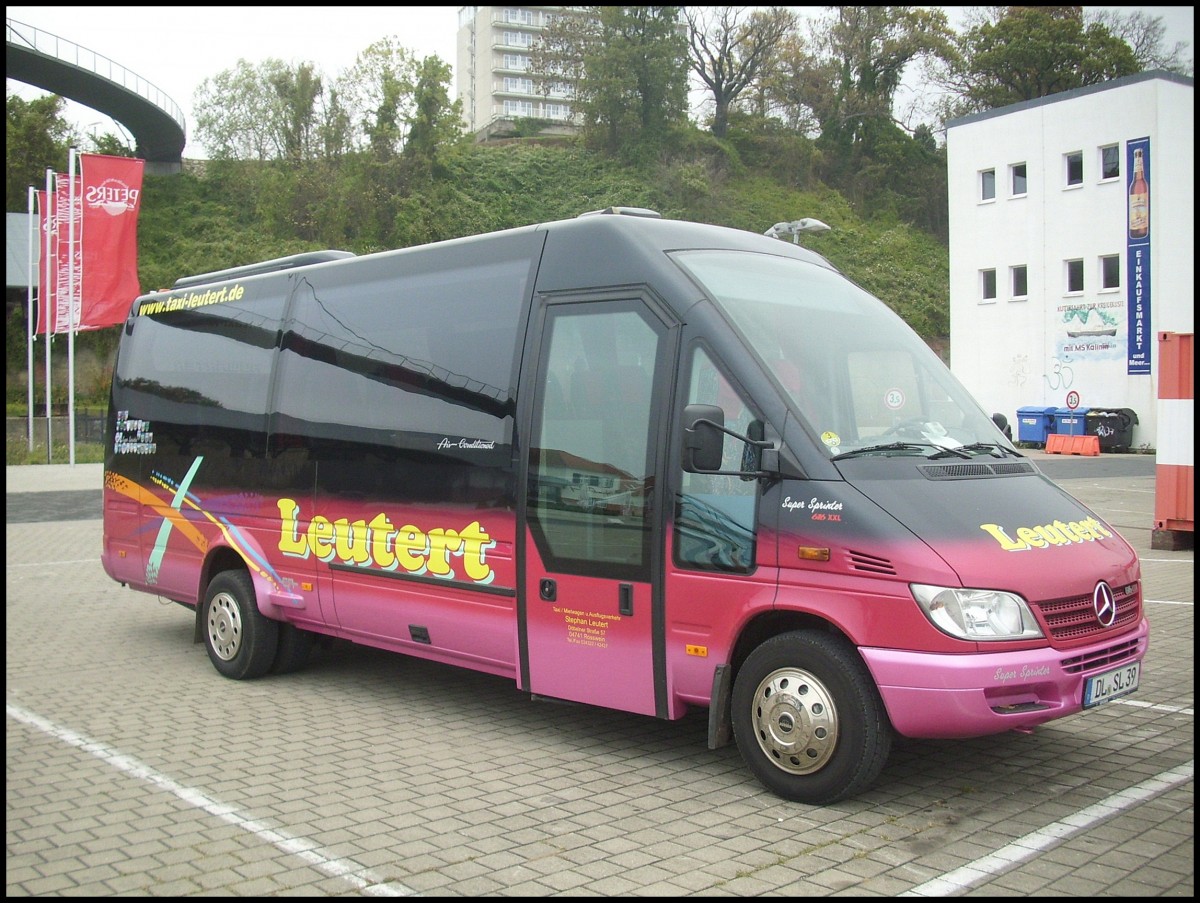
xmin=832 ymin=441 xmax=970 ymax=461
xmin=954 ymin=442 xmax=1023 ymax=458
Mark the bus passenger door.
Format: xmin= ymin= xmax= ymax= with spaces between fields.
xmin=521 ymin=298 xmax=671 ymax=717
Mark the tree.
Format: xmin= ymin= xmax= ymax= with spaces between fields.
xmin=805 ymin=7 xmax=954 ymax=154
xmin=269 ymin=62 xmax=323 ymax=162
xmin=6 ymin=93 xmax=76 ymax=211
xmin=754 ymin=30 xmax=822 ymax=136
xmin=939 ymin=7 xmax=1141 ymax=117
xmin=534 ymin=6 xmax=690 ymax=158
xmin=335 ymin=37 xmax=420 ymax=159
xmin=770 ymin=5 xmax=953 ymax=212
xmin=402 ymin=56 xmax=465 ymax=169
xmin=194 ymin=59 xmax=323 ymax=161
xmin=1089 ymin=8 xmax=1193 ymax=75
xmin=686 ymin=6 xmax=795 ymax=139
xmin=318 ymin=87 xmax=354 ymax=160
xmin=87 ymin=131 xmax=135 ymax=158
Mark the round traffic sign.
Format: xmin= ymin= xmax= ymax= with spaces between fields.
xmin=1066 ymin=390 xmax=1080 ymax=410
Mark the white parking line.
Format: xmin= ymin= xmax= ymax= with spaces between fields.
xmin=901 ymin=759 xmax=1194 ymax=897
xmin=6 ymin=703 xmax=416 ymax=897
xmin=1115 ymin=698 xmax=1193 ymax=716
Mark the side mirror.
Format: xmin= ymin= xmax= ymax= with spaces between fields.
xmin=683 ymin=404 xmax=725 ymax=472
xmin=991 ymin=412 xmax=1013 ymax=441
xmin=740 ymin=419 xmax=765 ymax=478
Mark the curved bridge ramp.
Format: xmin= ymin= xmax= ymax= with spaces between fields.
xmin=6 ymin=17 xmax=186 ymax=172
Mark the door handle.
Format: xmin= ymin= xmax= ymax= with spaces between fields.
xmin=619 ymin=583 xmax=633 ymax=616
xmin=539 ymin=578 xmax=556 ymax=601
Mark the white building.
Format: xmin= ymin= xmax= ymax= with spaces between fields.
xmin=946 ymin=71 xmax=1194 ymax=451
xmin=455 ymin=6 xmax=581 ymax=141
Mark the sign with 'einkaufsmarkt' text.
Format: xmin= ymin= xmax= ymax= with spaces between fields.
xmin=1126 ymin=137 xmax=1151 ymax=376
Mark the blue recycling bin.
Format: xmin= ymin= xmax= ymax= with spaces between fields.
xmin=1053 ymin=406 xmax=1091 ymax=436
xmin=1016 ymin=406 xmax=1057 ymax=444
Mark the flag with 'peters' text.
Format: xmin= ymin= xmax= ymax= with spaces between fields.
xmin=78 ymin=154 xmax=145 ymax=330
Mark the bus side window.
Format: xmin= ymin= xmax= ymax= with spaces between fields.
xmin=674 ymin=348 xmax=758 ymax=573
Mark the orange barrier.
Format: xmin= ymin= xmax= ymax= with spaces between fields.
xmin=1045 ymin=433 xmax=1100 ymax=456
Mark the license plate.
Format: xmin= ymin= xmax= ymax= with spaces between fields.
xmin=1083 ymin=661 xmax=1140 ymax=708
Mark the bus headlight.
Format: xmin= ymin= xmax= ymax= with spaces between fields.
xmin=910 ymin=584 xmax=1044 ymax=641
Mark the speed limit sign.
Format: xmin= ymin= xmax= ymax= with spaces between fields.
xmin=1066 ymin=390 xmax=1080 ymax=410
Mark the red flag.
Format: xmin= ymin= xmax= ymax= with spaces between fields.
xmin=79 ymin=154 xmax=144 ymax=329
xmin=35 ymin=189 xmax=54 ymax=335
xmin=54 ymin=174 xmax=81 ymax=334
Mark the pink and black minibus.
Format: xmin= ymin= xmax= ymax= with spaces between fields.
xmin=102 ymin=208 xmax=1147 ymax=803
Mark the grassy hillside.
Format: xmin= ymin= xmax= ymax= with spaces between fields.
xmin=8 ymin=139 xmax=948 ymax=463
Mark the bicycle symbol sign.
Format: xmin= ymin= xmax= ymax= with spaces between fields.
xmin=1066 ymin=390 xmax=1080 ymax=410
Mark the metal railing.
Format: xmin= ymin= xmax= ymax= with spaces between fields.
xmin=6 ymin=17 xmax=186 ymax=135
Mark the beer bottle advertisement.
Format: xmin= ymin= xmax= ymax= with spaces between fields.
xmin=1128 ymin=147 xmax=1149 ymax=239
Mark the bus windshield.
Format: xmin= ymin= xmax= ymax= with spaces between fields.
xmin=671 ymin=250 xmax=1010 ymax=458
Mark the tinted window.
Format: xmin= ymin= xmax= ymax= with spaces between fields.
xmin=113 ymin=284 xmax=287 ymax=486
xmin=528 ymin=301 xmax=664 ymax=579
xmin=981 ymin=169 xmax=996 ymax=201
xmin=1101 ymin=255 xmax=1120 ymax=289
xmin=1066 ymin=259 xmax=1084 ymax=293
xmin=1011 ymin=265 xmax=1028 ymax=298
xmin=1011 ymin=163 xmax=1027 ymax=195
xmin=272 ymin=234 xmax=539 ymax=501
xmin=674 ymin=347 xmax=757 ymax=573
xmin=1101 ymin=145 xmax=1120 ymax=180
xmin=1066 ymin=152 xmax=1083 ymax=186
xmin=981 ymin=269 xmax=997 ymax=301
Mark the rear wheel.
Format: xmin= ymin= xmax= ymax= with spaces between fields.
xmin=202 ymin=571 xmax=278 ymax=680
xmin=731 ymin=630 xmax=891 ymax=804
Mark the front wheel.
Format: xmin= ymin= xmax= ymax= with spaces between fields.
xmin=202 ymin=571 xmax=278 ymax=680
xmin=731 ymin=630 xmax=891 ymax=804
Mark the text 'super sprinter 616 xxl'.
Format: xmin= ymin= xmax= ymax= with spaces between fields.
xmin=103 ymin=209 xmax=1147 ymax=804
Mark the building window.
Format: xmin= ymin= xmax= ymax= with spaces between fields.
xmin=980 ymin=169 xmax=995 ymax=202
xmin=1065 ymin=151 xmax=1084 ymax=187
xmin=1011 ymin=265 xmax=1028 ymax=299
xmin=1100 ymin=145 xmax=1120 ymax=180
xmin=503 ymin=54 xmax=529 ymax=70
xmin=981 ymin=269 xmax=997 ymax=302
xmin=503 ymin=100 xmax=535 ymax=117
xmin=1100 ymin=255 xmax=1120 ymax=290
xmin=1010 ymin=163 xmax=1027 ymax=196
xmin=1065 ymin=259 xmax=1084 ymax=293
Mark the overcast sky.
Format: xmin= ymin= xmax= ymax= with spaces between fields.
xmin=6 ymin=5 xmax=1195 ymax=159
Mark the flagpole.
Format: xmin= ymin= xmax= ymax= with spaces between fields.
xmin=27 ymin=186 xmax=36 ymax=452
xmin=44 ymin=168 xmax=54 ymax=464
xmin=68 ymin=147 xmax=78 ymax=466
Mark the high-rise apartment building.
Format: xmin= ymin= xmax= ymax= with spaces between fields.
xmin=456 ymin=6 xmax=581 ymax=141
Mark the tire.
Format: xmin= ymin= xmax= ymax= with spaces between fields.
xmin=271 ymin=622 xmax=315 ymax=674
xmin=731 ymin=630 xmax=891 ymax=804
xmin=201 ymin=571 xmax=278 ymax=680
